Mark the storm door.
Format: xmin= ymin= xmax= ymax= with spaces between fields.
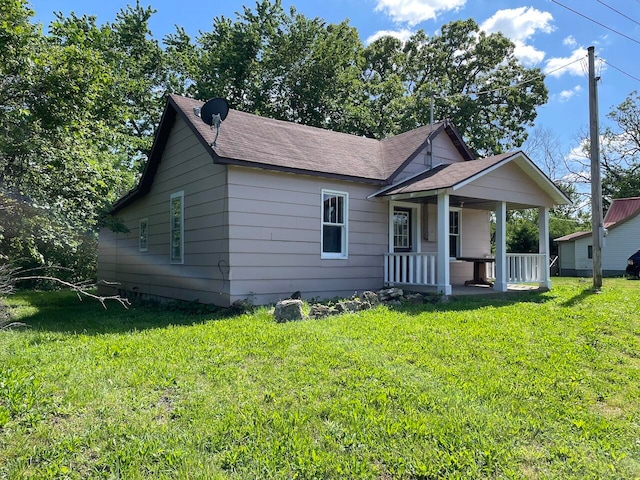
xmin=393 ymin=207 xmax=413 ymax=253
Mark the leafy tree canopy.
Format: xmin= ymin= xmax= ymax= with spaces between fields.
xmin=186 ymin=1 xmax=547 ymax=155
xmin=601 ymin=91 xmax=640 ymax=208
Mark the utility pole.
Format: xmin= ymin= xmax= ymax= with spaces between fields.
xmin=588 ymin=46 xmax=603 ymax=290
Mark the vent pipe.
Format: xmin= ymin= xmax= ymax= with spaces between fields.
xmin=426 ymin=91 xmax=435 ymax=168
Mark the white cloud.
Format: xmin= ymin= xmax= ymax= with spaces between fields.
xmin=557 ymin=85 xmax=582 ymax=102
xmin=480 ymin=7 xmax=554 ymax=41
xmin=513 ymin=43 xmax=546 ymax=66
xmin=544 ymin=48 xmax=588 ymax=77
xmin=563 ymin=35 xmax=577 ymax=47
xmin=374 ymin=0 xmax=466 ymax=26
xmin=480 ymin=7 xmax=554 ymax=66
xmin=366 ymin=28 xmax=414 ymax=44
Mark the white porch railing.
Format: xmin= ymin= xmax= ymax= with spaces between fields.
xmin=506 ymin=253 xmax=546 ymax=283
xmin=384 ymin=252 xmax=546 ymax=287
xmin=384 ymin=252 xmax=437 ymax=286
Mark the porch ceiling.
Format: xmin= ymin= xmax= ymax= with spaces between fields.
xmin=398 ymin=194 xmax=546 ymax=211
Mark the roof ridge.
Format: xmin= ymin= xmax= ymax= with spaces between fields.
xmin=171 ymin=93 xmax=383 ymax=144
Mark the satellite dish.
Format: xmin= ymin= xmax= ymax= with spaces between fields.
xmin=198 ymin=98 xmax=230 ymax=147
xmin=200 ymin=98 xmax=229 ymax=125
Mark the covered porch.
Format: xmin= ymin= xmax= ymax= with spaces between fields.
xmin=374 ymin=152 xmax=571 ymax=295
xmin=383 ymin=251 xmax=549 ymax=293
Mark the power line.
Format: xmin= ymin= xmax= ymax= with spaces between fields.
xmin=431 ymin=57 xmax=585 ymax=102
xmin=601 ymin=59 xmax=640 ymax=82
xmin=467 ymin=57 xmax=586 ymax=97
xmin=549 ymin=0 xmax=640 ymax=45
xmin=596 ymin=0 xmax=640 ymax=27
xmin=545 ymin=56 xmax=587 ymax=77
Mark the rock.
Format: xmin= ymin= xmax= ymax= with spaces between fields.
xmin=339 ymin=300 xmax=361 ymax=313
xmin=309 ymin=304 xmax=332 ymax=319
xmin=360 ymin=291 xmax=380 ymax=306
xmin=378 ymin=287 xmax=403 ymax=302
xmin=230 ymin=298 xmax=252 ymax=313
xmin=274 ymin=299 xmax=304 ymax=322
xmin=290 ymin=290 xmax=302 ymax=300
xmin=405 ymin=293 xmax=424 ymax=304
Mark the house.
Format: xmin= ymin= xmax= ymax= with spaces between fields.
xmin=555 ymin=197 xmax=640 ymax=277
xmin=98 ymin=94 xmax=570 ymax=307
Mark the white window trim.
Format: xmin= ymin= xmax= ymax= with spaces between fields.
xmin=449 ymin=207 xmax=461 ymax=259
xmin=139 ymin=217 xmax=148 ymax=252
xmin=170 ymin=191 xmax=184 ymax=264
xmin=321 ymin=189 xmax=348 ymax=259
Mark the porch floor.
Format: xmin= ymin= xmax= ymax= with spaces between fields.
xmin=392 ymin=283 xmax=544 ymax=296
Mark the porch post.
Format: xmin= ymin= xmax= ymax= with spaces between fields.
xmin=494 ymin=201 xmax=508 ymax=292
xmin=437 ymin=191 xmax=452 ymax=295
xmin=538 ymin=206 xmax=551 ymax=289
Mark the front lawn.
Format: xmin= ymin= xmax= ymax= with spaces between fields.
xmin=1 ymin=278 xmax=639 ymax=479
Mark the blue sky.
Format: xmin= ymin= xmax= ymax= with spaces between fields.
xmin=28 ymin=0 xmax=640 ymax=158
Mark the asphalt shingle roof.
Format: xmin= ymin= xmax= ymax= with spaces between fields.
xmin=112 ymin=94 xmax=568 ymax=212
xmin=381 ymin=153 xmax=515 ymax=195
xmin=172 ymin=95 xmax=387 ymax=181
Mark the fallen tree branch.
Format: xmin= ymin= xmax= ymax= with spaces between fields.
xmin=13 ymin=276 xmax=131 ymax=309
xmin=0 ymin=320 xmax=28 ymax=330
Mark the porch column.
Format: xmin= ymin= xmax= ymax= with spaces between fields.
xmin=494 ymin=201 xmax=508 ymax=292
xmin=538 ymin=206 xmax=551 ymax=289
xmin=437 ymin=191 xmax=452 ymax=295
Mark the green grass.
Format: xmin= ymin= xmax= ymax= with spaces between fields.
xmin=1 ymin=278 xmax=639 ymax=479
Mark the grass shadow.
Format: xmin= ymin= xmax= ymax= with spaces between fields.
xmin=388 ymin=288 xmax=553 ymax=316
xmin=9 ymin=287 xmax=557 ymax=334
xmin=6 ymin=290 xmax=235 ymax=335
xmin=560 ymin=286 xmax=598 ymax=307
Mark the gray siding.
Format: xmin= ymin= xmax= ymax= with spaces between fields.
xmin=226 ymin=167 xmax=388 ymax=304
xmin=457 ymin=161 xmax=556 ymax=207
xmin=394 ymin=134 xmax=466 ymax=183
xmin=98 ymin=116 xmax=231 ymax=306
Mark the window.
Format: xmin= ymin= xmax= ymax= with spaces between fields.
xmin=449 ymin=209 xmax=460 ymax=258
xmin=588 ymin=245 xmax=593 ymax=259
xmin=393 ymin=207 xmax=411 ymax=252
xmin=321 ymin=190 xmax=348 ymax=258
xmin=139 ymin=218 xmax=148 ymax=252
xmin=170 ymin=192 xmax=184 ymax=263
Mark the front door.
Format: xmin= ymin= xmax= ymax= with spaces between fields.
xmin=393 ymin=207 xmax=413 ymax=253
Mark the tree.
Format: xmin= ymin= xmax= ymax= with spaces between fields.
xmin=566 ymin=91 xmax=640 ymax=212
xmin=187 ymin=4 xmax=547 ymax=154
xmin=362 ymin=20 xmax=547 ymax=154
xmin=601 ymin=91 xmax=640 ymax=206
xmin=0 ymin=1 xmax=169 ymax=277
xmin=192 ymin=1 xmax=366 ymax=132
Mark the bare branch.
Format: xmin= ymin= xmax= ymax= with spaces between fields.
xmin=0 ymin=320 xmax=28 ymax=330
xmin=13 ymin=276 xmax=131 ymax=309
